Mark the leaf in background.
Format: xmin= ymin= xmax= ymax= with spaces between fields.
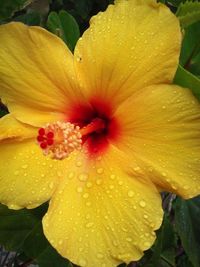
xmin=13 ymin=11 xmax=41 ymax=26
xmin=37 ymin=246 xmax=72 ymax=267
xmin=0 ymin=0 xmax=32 ymax=21
xmin=174 ymin=64 xmax=200 ymax=100
xmin=47 ymin=10 xmax=80 ymax=51
xmin=0 ymin=203 xmax=70 ymax=266
xmin=180 ymin=22 xmax=200 ymax=68
xmin=0 ymin=203 xmax=46 ymax=251
xmin=175 ymin=196 xmax=200 ymax=267
xmin=149 ymin=215 xmax=176 ymax=267
xmin=176 ymin=1 xmax=200 ymax=28
xmin=73 ymin=0 xmax=93 ymax=20
xmin=167 ymin=0 xmax=184 ymax=7
xmin=190 ymin=52 xmax=200 ymax=77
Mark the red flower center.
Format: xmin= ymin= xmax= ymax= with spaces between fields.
xmin=37 ymin=97 xmax=121 ymax=159
xmin=68 ymin=97 xmax=121 ymax=156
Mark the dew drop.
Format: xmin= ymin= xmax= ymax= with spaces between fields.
xmin=86 ymin=182 xmax=92 ymax=188
xmin=126 ymin=237 xmax=132 ymax=242
xmin=68 ymin=172 xmax=74 ymax=179
xmin=86 ymin=201 xmax=91 ymax=206
xmin=86 ymin=222 xmax=94 ymax=228
xmin=112 ymin=240 xmax=118 ymax=247
xmin=49 ymin=182 xmax=54 ymax=189
xmin=97 ymin=253 xmax=103 ymax=259
xmin=77 ymin=186 xmax=83 ymax=193
xmin=110 ymin=174 xmax=116 ymax=180
xmin=139 ymin=200 xmax=146 ymax=207
xmin=22 ymin=164 xmax=28 ymax=169
xmin=133 ymin=166 xmax=141 ymax=171
xmin=128 ymin=190 xmax=134 ymax=197
xmin=58 ymin=239 xmax=63 ymax=245
xmin=83 ymin=193 xmax=89 ymax=199
xmin=97 ymin=168 xmax=104 ymax=174
xmin=14 ymin=170 xmax=19 ymax=175
xmin=96 ymin=179 xmax=102 ymax=185
xmin=76 ymin=161 xmax=82 ymax=167
xmin=78 ymin=173 xmax=88 ymax=182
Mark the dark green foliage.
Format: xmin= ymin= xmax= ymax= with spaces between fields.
xmin=47 ymin=10 xmax=80 ymax=51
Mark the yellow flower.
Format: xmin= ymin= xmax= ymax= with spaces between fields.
xmin=0 ymin=0 xmax=200 ymax=266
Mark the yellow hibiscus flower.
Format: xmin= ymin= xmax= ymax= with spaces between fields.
xmin=0 ymin=0 xmax=200 ymax=266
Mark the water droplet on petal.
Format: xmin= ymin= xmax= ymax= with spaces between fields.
xmin=49 ymin=182 xmax=54 ymax=189
xmin=14 ymin=170 xmax=19 ymax=175
xmin=68 ymin=172 xmax=74 ymax=179
xmin=86 ymin=222 xmax=94 ymax=228
xmin=97 ymin=253 xmax=103 ymax=259
xmin=139 ymin=200 xmax=146 ymax=207
xmin=78 ymin=173 xmax=88 ymax=182
xmin=58 ymin=239 xmax=63 ymax=245
xmin=76 ymin=161 xmax=82 ymax=167
xmin=97 ymin=168 xmax=104 ymax=174
xmin=86 ymin=182 xmax=92 ymax=188
xmin=96 ymin=179 xmax=102 ymax=185
xmin=22 ymin=164 xmax=28 ymax=169
xmin=126 ymin=237 xmax=132 ymax=242
xmin=86 ymin=201 xmax=91 ymax=206
xmin=83 ymin=193 xmax=89 ymax=199
xmin=110 ymin=174 xmax=116 ymax=180
xmin=128 ymin=190 xmax=134 ymax=197
xmin=77 ymin=187 xmax=83 ymax=193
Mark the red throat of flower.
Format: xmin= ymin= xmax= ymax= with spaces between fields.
xmin=37 ymin=98 xmax=121 ymax=160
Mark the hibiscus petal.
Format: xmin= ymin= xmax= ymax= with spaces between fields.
xmin=0 ymin=114 xmax=35 ymax=141
xmin=0 ymin=115 xmax=68 ymax=209
xmin=0 ymin=22 xmax=82 ymax=126
xmin=74 ymin=0 xmax=181 ymax=105
xmin=115 ymin=84 xmax=200 ymax=198
xmin=43 ymin=148 xmax=163 ymax=267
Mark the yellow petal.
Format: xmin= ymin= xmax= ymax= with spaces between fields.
xmin=0 ymin=22 xmax=82 ymax=127
xmin=74 ymin=0 xmax=181 ymax=105
xmin=0 ymin=114 xmax=35 ymax=141
xmin=0 ymin=115 xmax=69 ymax=209
xmin=43 ymin=148 xmax=163 ymax=267
xmin=115 ymin=84 xmax=200 ymax=199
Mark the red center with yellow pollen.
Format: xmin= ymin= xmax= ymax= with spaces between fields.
xmin=37 ymin=98 xmax=121 ymax=159
xmin=68 ymin=98 xmax=121 ymax=155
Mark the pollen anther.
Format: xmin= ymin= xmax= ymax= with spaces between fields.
xmin=37 ymin=121 xmax=82 ymax=160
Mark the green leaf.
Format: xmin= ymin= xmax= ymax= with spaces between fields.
xmin=0 ymin=0 xmax=32 ymax=21
xmin=174 ymin=64 xmax=200 ymax=100
xmin=180 ymin=22 xmax=200 ymax=71
xmin=47 ymin=10 xmax=80 ymax=51
xmin=0 ymin=203 xmax=70 ymax=266
xmin=0 ymin=203 xmax=44 ymax=251
xmin=167 ymin=0 xmax=184 ymax=7
xmin=190 ymin=52 xmax=200 ymax=76
xmin=150 ymin=215 xmax=176 ymax=267
xmin=13 ymin=11 xmax=41 ymax=26
xmin=176 ymin=1 xmax=200 ymax=28
xmin=175 ymin=196 xmax=200 ymax=267
xmin=36 ymin=245 xmax=70 ymax=267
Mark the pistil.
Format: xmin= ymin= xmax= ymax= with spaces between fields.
xmin=37 ymin=118 xmax=106 ymax=160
